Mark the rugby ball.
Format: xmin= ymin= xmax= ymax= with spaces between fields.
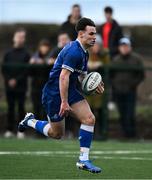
xmin=82 ymin=72 xmax=102 ymax=95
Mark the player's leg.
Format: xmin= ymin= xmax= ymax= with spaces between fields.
xmin=70 ymin=99 xmax=101 ymax=173
xmin=5 ymin=90 xmax=16 ymax=137
xmin=18 ymin=84 xmax=65 ymax=139
xmin=18 ymin=89 xmax=65 ymax=139
xmin=71 ymin=99 xmax=95 ymax=160
xmin=48 ymin=120 xmax=65 ymax=139
xmin=18 ymin=112 xmax=64 ymax=139
xmin=30 ymin=115 xmax=65 ymax=139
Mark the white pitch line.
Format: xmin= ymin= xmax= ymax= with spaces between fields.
xmin=0 ymin=151 xmax=152 ymax=161
xmin=65 ymin=155 xmax=152 ymax=161
xmin=0 ymin=150 xmax=152 ymax=155
xmin=92 ymin=150 xmax=152 ymax=154
xmin=101 ymin=156 xmax=152 ymax=161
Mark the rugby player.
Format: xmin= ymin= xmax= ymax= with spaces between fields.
xmin=18 ymin=17 xmax=104 ymax=173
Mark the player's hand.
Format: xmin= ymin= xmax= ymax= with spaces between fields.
xmin=8 ymin=79 xmax=17 ymax=88
xmin=95 ymin=81 xmax=104 ymax=94
xmin=59 ymin=101 xmax=72 ymax=117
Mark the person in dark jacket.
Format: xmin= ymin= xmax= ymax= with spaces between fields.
xmin=98 ymin=6 xmax=123 ymax=59
xmin=30 ymin=39 xmax=51 ymax=119
xmin=60 ymin=4 xmax=82 ymax=40
xmin=48 ymin=32 xmax=70 ymax=65
xmin=2 ymin=28 xmax=30 ymax=138
xmin=111 ymin=37 xmax=145 ymax=138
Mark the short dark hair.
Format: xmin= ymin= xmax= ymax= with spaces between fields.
xmin=75 ymin=17 xmax=96 ymax=32
xmin=104 ymin=6 xmax=113 ymax=14
xmin=72 ymin=4 xmax=80 ymax=8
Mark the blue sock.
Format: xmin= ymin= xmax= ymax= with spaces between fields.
xmin=27 ymin=119 xmax=51 ymax=137
xmin=79 ymin=129 xmax=93 ymax=148
xmin=79 ymin=124 xmax=94 ymax=161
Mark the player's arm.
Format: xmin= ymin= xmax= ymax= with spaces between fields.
xmin=59 ymin=68 xmax=72 ymax=117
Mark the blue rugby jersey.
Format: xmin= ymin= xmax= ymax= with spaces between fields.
xmin=47 ymin=40 xmax=89 ymax=88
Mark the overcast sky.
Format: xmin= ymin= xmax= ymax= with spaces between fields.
xmin=0 ymin=0 xmax=152 ymax=25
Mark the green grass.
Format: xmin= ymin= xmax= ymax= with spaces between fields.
xmin=0 ymin=138 xmax=152 ymax=179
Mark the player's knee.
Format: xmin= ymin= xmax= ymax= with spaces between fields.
xmin=84 ymin=114 xmax=96 ymax=126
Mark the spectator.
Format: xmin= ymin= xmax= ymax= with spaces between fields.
xmin=48 ymin=32 xmax=71 ymax=65
xmin=88 ymin=34 xmax=110 ymax=68
xmin=30 ymin=39 xmax=51 ymax=119
xmin=1 ymin=28 xmax=30 ymax=139
xmin=87 ymin=34 xmax=109 ymax=139
xmin=111 ymin=37 xmax=145 ymax=138
xmin=98 ymin=6 xmax=123 ymax=59
xmin=60 ymin=4 xmax=82 ymax=40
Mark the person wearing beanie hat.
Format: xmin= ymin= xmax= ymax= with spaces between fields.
xmin=119 ymin=37 xmax=131 ymax=46
xmin=111 ymin=37 xmax=145 ymax=138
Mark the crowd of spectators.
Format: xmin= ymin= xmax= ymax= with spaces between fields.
xmin=1 ymin=5 xmax=145 ymax=140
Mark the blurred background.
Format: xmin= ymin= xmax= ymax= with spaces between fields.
xmin=0 ymin=0 xmax=152 ymax=140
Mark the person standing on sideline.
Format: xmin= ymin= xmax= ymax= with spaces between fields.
xmin=60 ymin=4 xmax=82 ymax=40
xmin=30 ymin=39 xmax=51 ymax=119
xmin=2 ymin=28 xmax=30 ymax=139
xmin=98 ymin=6 xmax=123 ymax=112
xmin=111 ymin=37 xmax=145 ymax=138
xmin=48 ymin=32 xmax=71 ymax=65
xmin=87 ymin=34 xmax=110 ymax=139
xmin=98 ymin=6 xmax=123 ymax=60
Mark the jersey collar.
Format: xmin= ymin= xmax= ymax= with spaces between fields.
xmin=76 ymin=39 xmax=87 ymax=53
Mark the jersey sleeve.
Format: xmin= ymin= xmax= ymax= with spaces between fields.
xmin=62 ymin=51 xmax=80 ymax=73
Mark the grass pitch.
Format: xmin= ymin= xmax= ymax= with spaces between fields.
xmin=0 ymin=138 xmax=152 ymax=179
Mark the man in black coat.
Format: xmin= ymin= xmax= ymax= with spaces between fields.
xmin=2 ymin=28 xmax=30 ymax=138
xmin=60 ymin=4 xmax=82 ymax=41
xmin=98 ymin=6 xmax=123 ymax=59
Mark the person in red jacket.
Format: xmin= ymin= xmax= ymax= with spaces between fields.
xmin=98 ymin=6 xmax=123 ymax=60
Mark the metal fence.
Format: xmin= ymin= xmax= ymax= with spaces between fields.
xmin=0 ymin=63 xmax=152 ymax=139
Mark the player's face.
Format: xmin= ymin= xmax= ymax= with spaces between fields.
xmin=83 ymin=26 xmax=96 ymax=47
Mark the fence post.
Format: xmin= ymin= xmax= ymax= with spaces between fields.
xmin=98 ymin=65 xmax=110 ymax=140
